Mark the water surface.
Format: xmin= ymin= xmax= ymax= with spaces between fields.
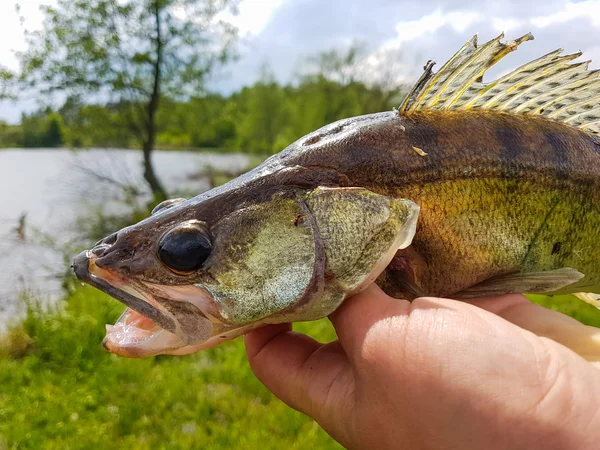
xmin=0 ymin=148 xmax=250 ymax=326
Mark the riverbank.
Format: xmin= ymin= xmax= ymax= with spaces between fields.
xmin=0 ymin=146 xmax=270 ymax=156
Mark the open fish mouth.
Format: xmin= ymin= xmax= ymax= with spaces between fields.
xmin=104 ymin=307 xmax=186 ymax=357
xmin=72 ymin=250 xmax=241 ymax=357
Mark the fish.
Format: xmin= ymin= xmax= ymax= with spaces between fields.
xmin=73 ymin=32 xmax=600 ymax=358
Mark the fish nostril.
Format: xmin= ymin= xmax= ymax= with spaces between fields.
xmin=102 ymin=232 xmax=118 ymax=245
xmin=91 ymin=244 xmax=110 ymax=257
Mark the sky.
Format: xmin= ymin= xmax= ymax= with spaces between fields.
xmin=1 ymin=0 xmax=600 ymax=123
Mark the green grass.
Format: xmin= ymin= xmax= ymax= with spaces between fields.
xmin=528 ymin=294 xmax=600 ymax=327
xmin=0 ymin=287 xmax=341 ymax=450
xmin=0 ymin=288 xmax=599 ymax=449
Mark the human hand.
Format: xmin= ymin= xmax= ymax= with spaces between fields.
xmin=245 ymin=284 xmax=600 ymax=450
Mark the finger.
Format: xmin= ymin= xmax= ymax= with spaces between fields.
xmin=245 ymin=324 xmax=352 ymax=416
xmin=330 ymin=285 xmax=600 ymax=365
xmin=464 ymin=294 xmax=600 ymax=364
xmin=493 ymin=301 xmax=600 ymax=363
xmin=463 ymin=293 xmax=531 ymax=315
xmin=329 ymin=283 xmax=413 ymax=362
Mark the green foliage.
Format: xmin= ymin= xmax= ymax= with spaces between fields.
xmin=19 ymin=110 xmax=66 ymax=148
xmin=0 ymin=287 xmax=340 ymax=449
xmin=0 ymin=66 xmax=15 ymax=100
xmin=63 ymin=101 xmax=135 ymax=148
xmin=0 ymin=121 xmax=23 ymax=148
xmin=232 ymin=71 xmax=291 ymax=153
xmin=19 ymin=0 xmax=238 ymax=104
xmin=43 ymin=115 xmax=64 ymax=147
xmin=9 ymin=43 xmax=404 ymax=153
xmin=8 ymin=73 xmax=401 ymax=152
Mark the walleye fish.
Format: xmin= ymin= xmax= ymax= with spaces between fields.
xmin=73 ymin=33 xmax=600 ymax=358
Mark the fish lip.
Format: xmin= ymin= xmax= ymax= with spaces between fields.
xmin=72 ymin=250 xmax=179 ymax=337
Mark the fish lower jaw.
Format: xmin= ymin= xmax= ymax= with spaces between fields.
xmin=103 ymin=308 xmax=186 ymax=358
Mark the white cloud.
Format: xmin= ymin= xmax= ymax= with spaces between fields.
xmin=221 ymin=0 xmax=284 ymax=36
xmin=491 ymin=17 xmax=523 ymax=33
xmin=393 ymin=9 xmax=483 ymax=43
xmin=531 ymin=0 xmax=600 ymax=27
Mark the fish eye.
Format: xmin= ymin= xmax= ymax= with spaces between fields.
xmin=151 ymin=198 xmax=187 ymax=215
xmin=158 ymin=222 xmax=212 ymax=273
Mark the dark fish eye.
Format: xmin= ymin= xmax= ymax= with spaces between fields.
xmin=158 ymin=222 xmax=212 ymax=273
xmin=151 ymin=198 xmax=187 ymax=215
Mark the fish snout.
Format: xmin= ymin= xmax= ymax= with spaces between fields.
xmin=72 ymin=250 xmax=93 ymax=282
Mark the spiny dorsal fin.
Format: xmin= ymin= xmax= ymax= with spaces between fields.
xmin=399 ymin=33 xmax=600 ymax=136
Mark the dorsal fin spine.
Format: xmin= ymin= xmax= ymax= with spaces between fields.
xmin=399 ymin=33 xmax=600 ymax=136
xmin=407 ymin=35 xmax=479 ymax=109
xmin=545 ymin=76 xmax=600 ymax=118
xmin=472 ymin=51 xmax=565 ymax=110
xmin=427 ymin=35 xmax=504 ymax=109
xmin=580 ymin=119 xmax=600 ymax=130
xmin=562 ymin=94 xmax=600 ymax=123
xmin=487 ymin=53 xmax=576 ymax=110
xmin=446 ymin=40 xmax=517 ymax=108
xmin=510 ymin=60 xmax=589 ymax=113
xmin=525 ymin=70 xmax=600 ymax=116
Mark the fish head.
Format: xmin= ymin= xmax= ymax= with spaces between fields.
xmin=73 ymin=186 xmax=419 ymax=357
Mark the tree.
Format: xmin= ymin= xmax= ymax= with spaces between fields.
xmin=0 ymin=121 xmax=23 ymax=148
xmin=0 ymin=66 xmax=15 ymax=100
xmin=44 ymin=114 xmax=64 ymax=148
xmin=20 ymin=109 xmax=65 ymax=148
xmin=234 ymin=65 xmax=291 ymax=153
xmin=18 ymin=0 xmax=238 ymax=201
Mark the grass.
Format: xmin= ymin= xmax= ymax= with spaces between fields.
xmin=528 ymin=294 xmax=600 ymax=327
xmin=0 ymin=287 xmax=341 ymax=450
xmin=0 ymin=288 xmax=599 ymax=449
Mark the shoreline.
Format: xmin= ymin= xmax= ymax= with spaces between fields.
xmin=0 ymin=146 xmax=268 ymax=155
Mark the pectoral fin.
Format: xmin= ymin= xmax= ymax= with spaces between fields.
xmin=455 ymin=268 xmax=584 ymax=299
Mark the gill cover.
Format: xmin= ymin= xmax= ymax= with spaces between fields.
xmin=203 ymin=187 xmax=419 ymax=325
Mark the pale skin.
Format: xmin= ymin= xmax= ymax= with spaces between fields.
xmin=245 ymin=284 xmax=600 ymax=450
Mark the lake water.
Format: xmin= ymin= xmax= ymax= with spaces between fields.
xmin=0 ymin=148 xmax=250 ymax=327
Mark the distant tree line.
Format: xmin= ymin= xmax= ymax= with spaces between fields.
xmin=0 ymin=109 xmax=65 ymax=148
xmin=0 ymin=69 xmax=404 ymax=153
xmin=3 ymin=0 xmax=406 ymax=199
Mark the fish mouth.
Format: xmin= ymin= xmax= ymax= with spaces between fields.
xmin=72 ymin=250 xmax=247 ymax=358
